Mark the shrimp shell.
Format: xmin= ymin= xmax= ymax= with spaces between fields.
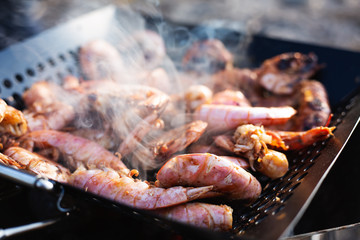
xmin=156 ymin=153 xmax=261 ymax=201
xmin=4 ymin=147 xmax=70 ymax=183
xmin=194 ymin=104 xmax=296 ymax=132
xmin=21 ymin=130 xmax=129 ymax=175
xmin=69 ymin=168 xmax=213 ymax=210
xmin=155 ymin=202 xmax=233 ymax=231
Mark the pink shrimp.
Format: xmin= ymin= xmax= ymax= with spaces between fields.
xmin=118 ymin=30 xmax=166 ymax=70
xmin=184 ymin=84 xmax=213 ymax=112
xmin=79 ymin=39 xmax=124 ymax=81
xmin=68 ymin=168 xmax=213 ymax=210
xmin=4 ymin=147 xmax=70 ymax=183
xmin=22 ymin=81 xmax=76 ymax=131
xmin=20 ymin=130 xmax=130 ymax=176
xmin=156 ymin=153 xmax=261 ymax=201
xmin=194 ymin=104 xmax=296 ymax=132
xmin=155 ymin=202 xmax=233 ymax=231
xmin=211 ymin=89 xmax=251 ymax=107
xmin=0 ymin=152 xmax=25 ymax=169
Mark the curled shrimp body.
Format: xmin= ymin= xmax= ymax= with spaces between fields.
xmin=4 ymin=147 xmax=70 ymax=183
xmin=156 ymin=153 xmax=261 ymax=201
xmin=21 ymin=130 xmax=130 ymax=176
xmin=233 ymin=124 xmax=288 ymax=179
xmin=155 ymin=202 xmax=233 ymax=231
xmin=69 ymin=168 xmax=213 ymax=210
xmin=256 ymin=52 xmax=320 ymax=95
xmin=194 ymin=104 xmax=296 ymax=132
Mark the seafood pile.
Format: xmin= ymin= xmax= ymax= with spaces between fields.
xmin=0 ymin=30 xmax=335 ymax=232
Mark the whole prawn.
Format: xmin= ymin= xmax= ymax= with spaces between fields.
xmin=155 ymin=202 xmax=233 ymax=231
xmin=156 ymin=153 xmax=261 ymax=201
xmin=68 ymin=168 xmax=213 ymax=210
xmin=194 ymin=104 xmax=296 ymax=132
xmin=4 ymin=147 xmax=70 ymax=183
xmin=20 ymin=130 xmax=130 ymax=176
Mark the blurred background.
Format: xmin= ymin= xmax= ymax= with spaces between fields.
xmin=1 ymin=0 xmax=359 ymax=51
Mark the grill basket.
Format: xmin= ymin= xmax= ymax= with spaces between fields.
xmin=0 ymin=5 xmax=360 ymax=240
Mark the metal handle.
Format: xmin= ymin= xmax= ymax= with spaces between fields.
xmin=0 ymin=163 xmax=54 ymax=191
xmin=0 ymin=218 xmax=59 ymax=239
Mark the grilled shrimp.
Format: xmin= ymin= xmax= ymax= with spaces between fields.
xmin=293 ymin=80 xmax=331 ymax=131
xmin=0 ymin=99 xmax=7 ymax=122
xmin=211 ymin=89 xmax=251 ymax=107
xmin=69 ymin=168 xmax=213 ymax=210
xmin=0 ymin=105 xmax=27 ymax=136
xmin=156 ymin=153 xmax=261 ymax=201
xmin=79 ymin=81 xmax=169 ymax=138
xmin=118 ymin=30 xmax=166 ymax=71
xmin=132 ymin=120 xmax=208 ymax=170
xmin=187 ymin=143 xmax=230 ymax=156
xmin=256 ymin=52 xmax=320 ymax=95
xmin=155 ymin=202 xmax=233 ymax=231
xmin=266 ymin=126 xmax=335 ymax=150
xmin=0 ymin=152 xmax=25 ymax=169
xmin=79 ymin=39 xmax=124 ymax=81
xmin=184 ymin=84 xmax=213 ymax=112
xmin=21 ymin=130 xmax=130 ymax=175
xmin=4 ymin=147 xmax=70 ymax=183
xmin=233 ymin=124 xmax=288 ymax=178
xmin=68 ymin=128 xmax=119 ymax=150
xmin=23 ymin=81 xmax=76 ymax=131
xmin=118 ymin=112 xmax=160 ymax=156
xmin=194 ymin=104 xmax=296 ymax=132
xmin=211 ymin=68 xmax=259 ymax=101
xmin=182 ymin=39 xmax=233 ymax=74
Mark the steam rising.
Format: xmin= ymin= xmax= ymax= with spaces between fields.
xmin=24 ymin=4 xmax=254 ymax=178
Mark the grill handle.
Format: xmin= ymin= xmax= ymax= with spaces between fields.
xmin=0 ymin=218 xmax=60 ymax=239
xmin=0 ymin=163 xmax=54 ymax=191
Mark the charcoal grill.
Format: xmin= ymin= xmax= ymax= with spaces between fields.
xmin=0 ymin=5 xmax=360 ymax=240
